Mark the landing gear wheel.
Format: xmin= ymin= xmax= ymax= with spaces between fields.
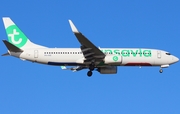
xmin=87 ymin=71 xmax=93 ymax=77
xmin=159 ymin=69 xmax=163 ymax=73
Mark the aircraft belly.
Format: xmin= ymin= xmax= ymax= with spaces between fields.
xmin=45 ymin=55 xmax=81 ymax=66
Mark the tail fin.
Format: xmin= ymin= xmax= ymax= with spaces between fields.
xmin=2 ymin=17 xmax=46 ymax=49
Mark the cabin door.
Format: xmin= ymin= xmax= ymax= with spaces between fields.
xmin=34 ymin=50 xmax=38 ymax=58
xmin=157 ymin=51 xmax=161 ymax=59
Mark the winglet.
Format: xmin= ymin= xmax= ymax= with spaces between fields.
xmin=61 ymin=66 xmax=67 ymax=70
xmin=68 ymin=20 xmax=79 ymax=33
xmin=60 ymin=66 xmax=78 ymax=72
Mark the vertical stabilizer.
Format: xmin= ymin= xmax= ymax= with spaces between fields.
xmin=2 ymin=17 xmax=47 ymax=49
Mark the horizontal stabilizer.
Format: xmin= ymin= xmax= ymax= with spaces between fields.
xmin=2 ymin=52 xmax=10 ymax=56
xmin=2 ymin=40 xmax=23 ymax=52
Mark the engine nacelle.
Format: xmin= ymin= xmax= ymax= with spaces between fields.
xmin=98 ymin=66 xmax=117 ymax=74
xmin=104 ymin=55 xmax=122 ymax=65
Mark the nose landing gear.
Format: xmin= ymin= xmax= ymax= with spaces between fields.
xmin=159 ymin=69 xmax=163 ymax=73
xmin=159 ymin=65 xmax=169 ymax=73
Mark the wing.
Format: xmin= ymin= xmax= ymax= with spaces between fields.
xmin=68 ymin=20 xmax=105 ymax=63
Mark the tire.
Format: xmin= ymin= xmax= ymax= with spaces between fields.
xmin=159 ymin=69 xmax=163 ymax=73
xmin=87 ymin=71 xmax=93 ymax=77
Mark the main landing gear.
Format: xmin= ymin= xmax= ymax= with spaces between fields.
xmin=87 ymin=71 xmax=93 ymax=77
xmin=87 ymin=63 xmax=95 ymax=77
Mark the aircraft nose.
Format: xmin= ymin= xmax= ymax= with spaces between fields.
xmin=172 ymin=56 xmax=179 ymax=63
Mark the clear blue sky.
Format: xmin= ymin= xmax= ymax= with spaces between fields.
xmin=0 ymin=0 xmax=180 ymax=114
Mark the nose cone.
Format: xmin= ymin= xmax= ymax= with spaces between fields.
xmin=172 ymin=56 xmax=179 ymax=63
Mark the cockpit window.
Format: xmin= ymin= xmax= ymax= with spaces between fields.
xmin=166 ymin=53 xmax=171 ymax=55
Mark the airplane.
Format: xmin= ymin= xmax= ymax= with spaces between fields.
xmin=2 ymin=17 xmax=179 ymax=77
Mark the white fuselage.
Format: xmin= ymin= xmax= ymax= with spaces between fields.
xmin=2 ymin=17 xmax=179 ymax=76
xmin=10 ymin=48 xmax=177 ymax=67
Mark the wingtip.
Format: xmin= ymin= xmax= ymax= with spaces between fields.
xmin=2 ymin=52 xmax=10 ymax=56
xmin=68 ymin=20 xmax=79 ymax=33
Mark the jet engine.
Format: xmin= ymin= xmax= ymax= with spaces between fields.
xmin=104 ymin=55 xmax=122 ymax=65
xmin=98 ymin=66 xmax=117 ymax=74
